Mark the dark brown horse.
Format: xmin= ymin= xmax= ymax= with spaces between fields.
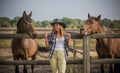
xmin=11 ymin=11 xmax=38 ymax=73
xmin=81 ymin=13 xmax=120 ymax=73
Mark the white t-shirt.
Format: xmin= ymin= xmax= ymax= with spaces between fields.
xmin=54 ymin=37 xmax=65 ymax=51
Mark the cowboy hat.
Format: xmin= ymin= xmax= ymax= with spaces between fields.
xmin=50 ymin=19 xmax=66 ymax=29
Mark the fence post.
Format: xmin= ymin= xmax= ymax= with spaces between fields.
xmin=83 ymin=35 xmax=90 ymax=73
xmin=73 ymin=38 xmax=76 ymax=73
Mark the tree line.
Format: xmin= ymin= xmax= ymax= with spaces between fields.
xmin=0 ymin=16 xmax=120 ymax=29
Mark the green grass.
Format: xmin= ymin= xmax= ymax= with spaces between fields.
xmin=0 ymin=39 xmax=12 ymax=48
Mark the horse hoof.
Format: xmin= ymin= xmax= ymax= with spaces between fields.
xmin=23 ymin=69 xmax=28 ymax=73
xmin=15 ymin=70 xmax=19 ymax=73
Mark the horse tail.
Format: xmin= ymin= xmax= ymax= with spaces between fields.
xmin=38 ymin=46 xmax=49 ymax=52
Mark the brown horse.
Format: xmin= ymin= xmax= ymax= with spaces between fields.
xmin=81 ymin=13 xmax=120 ymax=73
xmin=11 ymin=11 xmax=38 ymax=73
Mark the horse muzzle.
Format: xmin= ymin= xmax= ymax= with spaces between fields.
xmin=80 ymin=28 xmax=90 ymax=35
xmin=80 ymin=28 xmax=85 ymax=35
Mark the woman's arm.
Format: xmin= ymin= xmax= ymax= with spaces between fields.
xmin=44 ymin=32 xmax=49 ymax=48
xmin=66 ymin=33 xmax=71 ymax=47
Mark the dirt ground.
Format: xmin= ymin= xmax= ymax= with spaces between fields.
xmin=0 ymin=48 xmax=52 ymax=73
xmin=0 ymin=48 xmax=110 ymax=73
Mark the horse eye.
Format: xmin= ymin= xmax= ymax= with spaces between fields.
xmin=25 ymin=22 xmax=27 ymax=24
xmin=89 ymin=21 xmax=93 ymax=24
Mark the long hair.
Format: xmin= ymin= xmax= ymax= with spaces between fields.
xmin=52 ymin=25 xmax=66 ymax=37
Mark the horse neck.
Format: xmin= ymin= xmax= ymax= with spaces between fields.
xmin=16 ymin=30 xmax=21 ymax=33
xmin=97 ymin=25 xmax=108 ymax=33
xmin=96 ymin=38 xmax=108 ymax=46
xmin=96 ymin=25 xmax=110 ymax=46
xmin=15 ymin=38 xmax=24 ymax=45
xmin=15 ymin=31 xmax=25 ymax=42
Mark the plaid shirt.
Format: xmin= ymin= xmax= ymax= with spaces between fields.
xmin=48 ymin=33 xmax=69 ymax=60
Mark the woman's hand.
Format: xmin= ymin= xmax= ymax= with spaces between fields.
xmin=67 ymin=33 xmax=71 ymax=39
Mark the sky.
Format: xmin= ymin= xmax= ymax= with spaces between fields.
xmin=0 ymin=0 xmax=120 ymax=21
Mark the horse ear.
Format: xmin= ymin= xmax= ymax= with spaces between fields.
xmin=23 ymin=11 xmax=27 ymax=17
xmin=29 ymin=11 xmax=32 ymax=17
xmin=95 ymin=15 xmax=101 ymax=21
xmin=97 ymin=15 xmax=101 ymax=20
xmin=88 ymin=13 xmax=90 ymax=18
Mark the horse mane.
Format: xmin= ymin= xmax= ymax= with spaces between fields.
xmin=98 ymin=20 xmax=105 ymax=27
xmin=17 ymin=17 xmax=22 ymax=29
xmin=98 ymin=20 xmax=111 ymax=33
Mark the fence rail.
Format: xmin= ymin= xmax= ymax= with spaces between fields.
xmin=0 ymin=28 xmax=120 ymax=31
xmin=1 ymin=33 xmax=120 ymax=39
xmin=0 ymin=33 xmax=81 ymax=39
xmin=0 ymin=59 xmax=120 ymax=65
xmin=0 ymin=28 xmax=79 ymax=31
xmin=0 ymin=59 xmax=82 ymax=65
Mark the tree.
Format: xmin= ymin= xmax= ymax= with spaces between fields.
xmin=62 ymin=17 xmax=72 ymax=27
xmin=102 ymin=18 xmax=112 ymax=28
xmin=10 ymin=16 xmax=20 ymax=27
xmin=110 ymin=20 xmax=120 ymax=29
xmin=75 ymin=19 xmax=84 ymax=28
xmin=35 ymin=21 xmax=42 ymax=27
xmin=41 ymin=20 xmax=51 ymax=28
xmin=0 ymin=17 xmax=11 ymax=27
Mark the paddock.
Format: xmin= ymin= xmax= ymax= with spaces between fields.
xmin=0 ymin=28 xmax=120 ymax=73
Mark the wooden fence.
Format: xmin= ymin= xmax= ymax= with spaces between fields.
xmin=0 ymin=28 xmax=120 ymax=32
xmin=0 ymin=29 xmax=120 ymax=73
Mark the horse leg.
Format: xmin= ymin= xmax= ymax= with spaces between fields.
xmin=109 ymin=53 xmax=115 ymax=73
xmin=14 ymin=57 xmax=19 ymax=73
xmin=23 ymin=65 xmax=27 ymax=73
xmin=117 ymin=64 xmax=120 ymax=73
xmin=22 ymin=57 xmax=28 ymax=73
xmin=114 ymin=57 xmax=120 ymax=73
xmin=31 ymin=55 xmax=36 ymax=73
xmin=100 ymin=64 xmax=104 ymax=73
xmin=114 ymin=64 xmax=119 ymax=73
xmin=23 ymin=64 xmax=27 ymax=73
xmin=114 ymin=64 xmax=120 ymax=73
xmin=109 ymin=64 xmax=114 ymax=73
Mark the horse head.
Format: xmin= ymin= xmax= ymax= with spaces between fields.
xmin=80 ymin=13 xmax=105 ymax=35
xmin=17 ymin=11 xmax=37 ymax=38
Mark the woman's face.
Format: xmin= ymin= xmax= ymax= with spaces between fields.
xmin=54 ymin=23 xmax=61 ymax=32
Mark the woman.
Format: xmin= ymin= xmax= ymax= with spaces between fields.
xmin=45 ymin=19 xmax=71 ymax=73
